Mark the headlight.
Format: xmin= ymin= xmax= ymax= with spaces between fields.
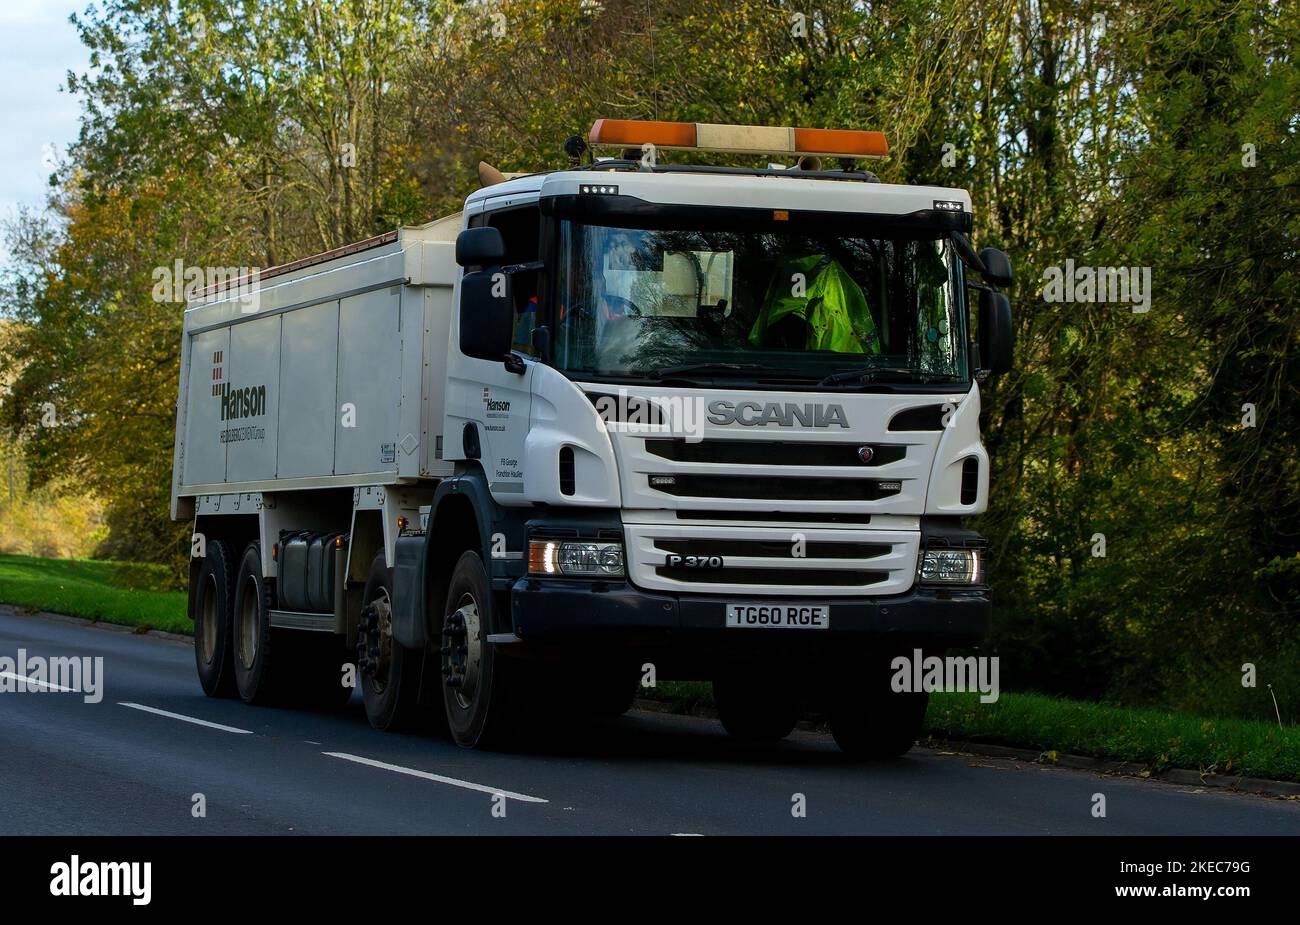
xmin=528 ymin=539 xmax=625 ymax=578
xmin=919 ymin=547 xmax=983 ymax=585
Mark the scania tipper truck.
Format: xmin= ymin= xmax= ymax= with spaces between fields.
xmin=171 ymin=119 xmax=1014 ymax=756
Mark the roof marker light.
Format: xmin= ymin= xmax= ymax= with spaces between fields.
xmin=588 ymin=119 xmax=888 ymax=159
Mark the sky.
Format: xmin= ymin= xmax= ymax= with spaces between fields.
xmin=0 ymin=0 xmax=90 ymax=267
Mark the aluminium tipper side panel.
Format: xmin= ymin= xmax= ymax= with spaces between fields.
xmin=225 ymin=313 xmax=281 ymax=482
xmin=420 ymin=281 xmax=457 ymax=477
xmin=334 ymin=286 xmax=401 ymax=476
xmin=277 ymin=299 xmax=342 ymax=479
xmin=181 ymin=327 xmax=230 ymax=488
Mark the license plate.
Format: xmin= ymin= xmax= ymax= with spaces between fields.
xmin=725 ymin=603 xmax=830 ymax=629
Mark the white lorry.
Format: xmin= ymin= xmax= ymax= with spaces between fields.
xmin=171 ymin=119 xmax=1014 ymax=755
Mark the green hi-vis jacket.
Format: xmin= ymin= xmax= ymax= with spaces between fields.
xmin=749 ymin=255 xmax=880 ymax=354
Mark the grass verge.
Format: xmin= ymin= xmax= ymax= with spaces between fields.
xmin=0 ymin=553 xmax=189 ymax=635
xmin=924 ymin=690 xmax=1300 ymax=783
xmin=3 ymin=553 xmax=1297 ymax=782
xmin=645 ymin=684 xmax=1299 ymax=783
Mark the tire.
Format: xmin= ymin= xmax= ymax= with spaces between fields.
xmin=440 ymin=550 xmax=527 ymax=749
xmin=714 ymin=671 xmax=800 ymax=742
xmin=828 ymin=675 xmax=929 ymax=759
xmin=358 ymin=551 xmax=422 ymax=731
xmin=231 ymin=543 xmax=290 ymax=704
xmin=192 ymin=539 xmax=237 ymax=698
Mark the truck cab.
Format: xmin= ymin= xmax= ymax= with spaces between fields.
xmin=421 ymin=120 xmax=1014 ymax=752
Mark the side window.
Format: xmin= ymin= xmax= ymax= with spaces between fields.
xmin=481 ymin=205 xmax=542 ymax=356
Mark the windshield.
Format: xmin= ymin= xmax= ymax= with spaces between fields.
xmin=551 ymin=219 xmax=968 ymax=386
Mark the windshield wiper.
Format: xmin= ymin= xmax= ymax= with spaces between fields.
xmin=817 ymin=365 xmax=943 ymax=386
xmin=653 ymin=363 xmax=816 ymax=384
xmin=654 ymin=362 xmax=770 ymax=378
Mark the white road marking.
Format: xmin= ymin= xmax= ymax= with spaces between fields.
xmin=323 ymin=751 xmax=548 ymax=804
xmin=672 ymin=833 xmax=705 ymax=836
xmin=118 ymin=702 xmax=254 ymax=734
xmin=0 ymin=671 xmax=75 ymax=692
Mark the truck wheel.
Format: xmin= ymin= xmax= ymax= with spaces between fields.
xmin=358 ymin=551 xmax=421 ymax=731
xmin=440 ymin=550 xmax=525 ymax=748
xmin=714 ymin=673 xmax=800 ymax=742
xmin=232 ymin=543 xmax=289 ymax=704
xmin=829 ymin=687 xmax=929 ymax=759
xmin=192 ymin=540 xmax=237 ymax=698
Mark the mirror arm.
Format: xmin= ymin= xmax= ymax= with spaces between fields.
xmin=950 ymin=231 xmax=987 ymax=275
xmin=503 ymin=259 xmax=546 ymax=275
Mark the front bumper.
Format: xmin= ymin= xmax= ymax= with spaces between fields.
xmin=509 ymin=577 xmax=989 ymax=647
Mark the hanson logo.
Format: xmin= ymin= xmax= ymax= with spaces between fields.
xmin=482 ymin=387 xmax=510 ymax=413
xmin=217 ymin=382 xmax=267 ymax=421
xmin=707 ymin=400 xmax=849 ymax=428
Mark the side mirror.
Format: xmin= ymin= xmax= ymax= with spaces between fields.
xmin=456 ymin=227 xmax=506 ymax=267
xmin=979 ymin=247 xmax=1013 ymax=287
xmin=459 ymin=269 xmax=514 ymax=361
xmin=978 ymin=289 xmax=1014 ymax=375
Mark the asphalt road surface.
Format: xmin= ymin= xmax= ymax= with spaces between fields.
xmin=2 ymin=607 xmax=1297 ymax=836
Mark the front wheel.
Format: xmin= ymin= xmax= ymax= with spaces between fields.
xmin=440 ymin=550 xmax=527 ymax=749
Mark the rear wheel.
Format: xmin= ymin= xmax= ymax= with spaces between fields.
xmin=358 ymin=551 xmax=422 ymax=731
xmin=441 ymin=550 xmax=527 ymax=748
xmin=714 ymin=671 xmax=800 ymax=742
xmin=232 ymin=543 xmax=290 ymax=704
xmin=192 ymin=540 xmax=236 ymax=698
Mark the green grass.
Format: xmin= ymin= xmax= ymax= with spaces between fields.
xmin=3 ymin=552 xmax=1297 ymax=782
xmin=924 ymin=691 xmax=1300 ymax=783
xmin=0 ymin=553 xmax=189 ymax=634
xmin=643 ymin=682 xmax=1300 ymax=783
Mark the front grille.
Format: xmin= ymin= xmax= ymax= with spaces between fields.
xmin=674 ymin=510 xmax=874 ymax=524
xmin=649 ymin=473 xmax=902 ymax=501
xmin=644 ymin=438 xmax=907 ymax=468
xmin=625 ymin=522 xmax=921 ymax=597
xmin=655 ymin=566 xmax=888 ymax=586
xmin=655 ymin=538 xmax=890 ymax=560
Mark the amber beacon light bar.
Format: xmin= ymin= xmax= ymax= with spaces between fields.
xmin=588 ymin=118 xmax=890 ymax=159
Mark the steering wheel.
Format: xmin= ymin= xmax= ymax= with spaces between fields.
xmin=602 ymin=293 xmax=642 ymax=320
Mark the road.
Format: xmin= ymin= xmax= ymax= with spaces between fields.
xmin=1 ymin=607 xmax=1297 ymax=836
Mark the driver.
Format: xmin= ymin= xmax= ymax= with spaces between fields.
xmin=749 ymin=253 xmax=879 ymax=354
xmin=591 ymin=273 xmax=632 ymax=349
